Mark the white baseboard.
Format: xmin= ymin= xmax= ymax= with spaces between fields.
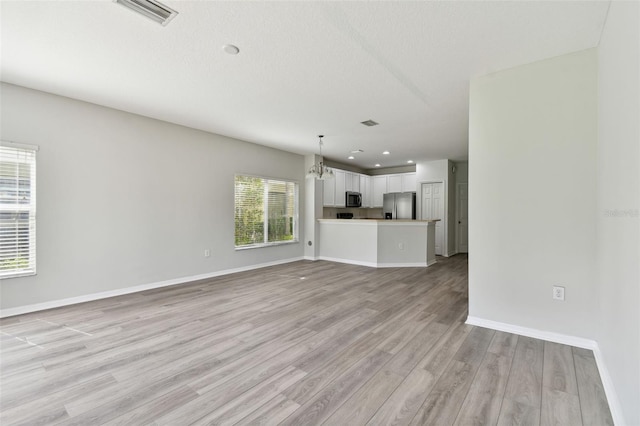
xmin=377 ymin=262 xmax=428 ymax=268
xmin=0 ymin=257 xmax=304 ymax=318
xmin=465 ymin=316 xmax=596 ymax=349
xmin=317 ymin=256 xmax=378 ymax=268
xmin=303 ymin=256 xmax=319 ymax=261
xmin=466 ymin=316 xmax=625 ymax=425
xmin=317 ymin=256 xmax=429 ymax=268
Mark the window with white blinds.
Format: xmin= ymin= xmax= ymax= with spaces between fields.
xmin=234 ymin=175 xmax=298 ymax=249
xmin=0 ymin=143 xmax=38 ymax=278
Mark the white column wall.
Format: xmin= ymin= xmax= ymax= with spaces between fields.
xmin=595 ymin=1 xmax=640 ymax=424
xmin=468 ymin=49 xmax=598 ymax=339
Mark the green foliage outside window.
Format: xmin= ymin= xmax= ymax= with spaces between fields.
xmin=235 ymin=175 xmax=297 ymax=248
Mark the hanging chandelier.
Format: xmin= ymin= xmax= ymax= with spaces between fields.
xmin=306 ymin=135 xmax=335 ymax=180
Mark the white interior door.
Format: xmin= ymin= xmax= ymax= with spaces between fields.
xmin=421 ymin=182 xmax=444 ymax=256
xmin=457 ymin=183 xmax=468 ymax=253
xmin=432 ymin=183 xmax=444 ymax=255
xmin=421 ymin=183 xmax=432 ymax=220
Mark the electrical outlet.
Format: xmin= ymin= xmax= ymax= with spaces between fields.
xmin=204 ymin=249 xmax=211 ymax=257
xmin=553 ymin=286 xmax=565 ymax=301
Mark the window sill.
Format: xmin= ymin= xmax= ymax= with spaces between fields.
xmin=0 ymin=270 xmax=36 ymax=280
xmin=235 ymin=240 xmax=299 ymax=251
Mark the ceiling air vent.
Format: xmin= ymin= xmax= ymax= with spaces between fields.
xmin=115 ymin=0 xmax=178 ymax=26
xmin=361 ymin=120 xmax=379 ymax=127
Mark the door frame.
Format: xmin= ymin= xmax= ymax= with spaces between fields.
xmin=418 ymin=180 xmax=448 ymax=257
xmin=455 ymin=182 xmax=468 ymax=253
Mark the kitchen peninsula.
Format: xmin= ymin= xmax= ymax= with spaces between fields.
xmin=317 ymin=219 xmax=439 ymax=267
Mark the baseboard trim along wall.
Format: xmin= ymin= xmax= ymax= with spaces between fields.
xmin=377 ymin=262 xmax=429 ymax=268
xmin=465 ymin=316 xmax=624 ymax=426
xmin=465 ymin=316 xmax=596 ymax=349
xmin=0 ymin=256 xmax=304 ymax=318
xmin=317 ymin=256 xmax=378 ymax=268
xmin=317 ymin=256 xmax=428 ymax=268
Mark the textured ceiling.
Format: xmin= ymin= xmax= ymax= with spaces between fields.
xmin=1 ymin=1 xmax=609 ymax=168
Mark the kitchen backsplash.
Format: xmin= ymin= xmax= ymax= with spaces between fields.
xmin=323 ymin=207 xmax=384 ymax=219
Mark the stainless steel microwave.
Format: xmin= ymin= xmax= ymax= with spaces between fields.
xmin=345 ymin=191 xmax=362 ymax=207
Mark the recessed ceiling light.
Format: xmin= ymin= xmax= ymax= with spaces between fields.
xmin=361 ymin=120 xmax=379 ymax=127
xmin=350 ymin=149 xmax=364 ymax=154
xmin=348 ymin=156 xmax=355 ymax=160
xmin=115 ymin=0 xmax=178 ymax=26
xmin=375 ymin=164 xmax=381 ymax=167
xmin=223 ymin=44 xmax=240 ymax=55
xmin=407 ymin=160 xmax=414 ymax=164
xmin=382 ymin=151 xmax=390 ymax=155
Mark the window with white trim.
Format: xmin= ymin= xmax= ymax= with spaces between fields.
xmin=234 ymin=175 xmax=298 ymax=249
xmin=0 ymin=142 xmax=37 ymax=278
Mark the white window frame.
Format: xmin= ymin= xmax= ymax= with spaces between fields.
xmin=234 ymin=174 xmax=299 ymax=250
xmin=0 ymin=141 xmax=38 ymax=279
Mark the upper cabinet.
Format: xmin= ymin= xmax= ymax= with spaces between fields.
xmin=334 ymin=170 xmax=346 ymax=207
xmin=387 ymin=175 xmax=402 ymax=193
xmin=322 ymin=177 xmax=334 ymax=207
xmin=323 ymin=169 xmax=415 ymax=208
xmin=360 ymin=175 xmax=371 ymax=207
xmin=371 ymin=172 xmax=416 ymax=207
xmin=371 ymin=176 xmax=388 ymax=207
xmin=401 ymin=173 xmax=416 ymax=193
xmin=345 ymin=172 xmax=360 ymax=192
xmin=323 ymin=170 xmax=346 ymax=207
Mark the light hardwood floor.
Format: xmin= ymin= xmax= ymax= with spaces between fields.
xmin=0 ymin=255 xmax=613 ymax=425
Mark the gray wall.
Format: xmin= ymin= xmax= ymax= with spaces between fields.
xmin=596 ymin=1 xmax=639 ymax=424
xmin=468 ymin=48 xmax=598 ymax=339
xmin=0 ymin=83 xmax=305 ymax=311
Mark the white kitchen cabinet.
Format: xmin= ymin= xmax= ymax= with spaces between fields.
xmin=351 ymin=173 xmax=360 ymax=192
xmin=334 ymin=170 xmax=346 ymax=207
xmin=401 ymin=173 xmax=416 ymax=193
xmin=324 ymin=169 xmax=413 ymax=207
xmin=345 ymin=172 xmax=353 ymax=192
xmin=322 ymin=178 xmax=334 ymax=207
xmin=360 ymin=174 xmax=370 ymax=207
xmin=388 ymin=175 xmax=402 ymax=193
xmin=322 ymin=170 xmax=346 ymax=207
xmin=345 ymin=172 xmax=360 ymax=193
xmin=371 ymin=175 xmax=387 ymax=207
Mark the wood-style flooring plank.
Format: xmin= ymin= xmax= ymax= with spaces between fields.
xmin=283 ymin=332 xmax=386 ymax=405
xmin=188 ymin=366 xmax=307 ymax=426
xmin=453 ymin=351 xmax=514 ymax=425
xmin=279 ymin=349 xmax=391 ymax=425
xmin=103 ymin=385 xmax=199 ymax=426
xmin=322 ymin=368 xmax=404 ymax=425
xmin=501 ymin=335 xmax=544 ymax=408
xmin=541 ymin=388 xmax=582 ymax=426
xmin=366 ymin=367 xmax=436 ymax=426
xmin=497 ymin=398 xmax=540 ymax=426
xmin=418 ymin=321 xmax=473 ymax=375
xmin=573 ymin=347 xmax=614 ymax=426
xmin=408 ymin=360 xmax=477 ymax=426
xmin=543 ymin=341 xmax=579 ymax=395
xmin=238 ymin=394 xmax=300 ymax=426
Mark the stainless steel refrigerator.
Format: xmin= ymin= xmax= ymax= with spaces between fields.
xmin=383 ymin=192 xmax=416 ymax=220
